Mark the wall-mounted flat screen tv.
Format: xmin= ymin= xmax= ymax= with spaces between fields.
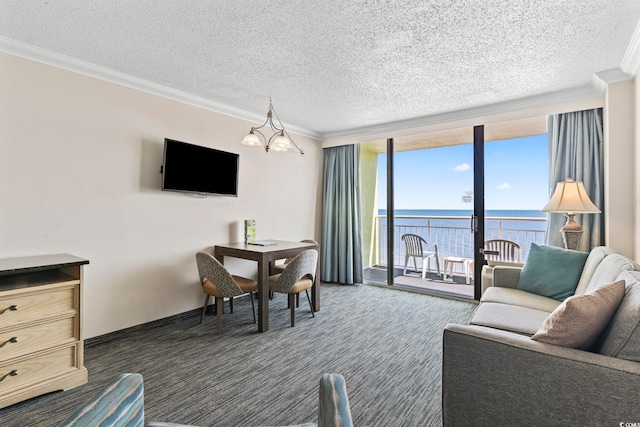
xmin=161 ymin=138 xmax=239 ymax=197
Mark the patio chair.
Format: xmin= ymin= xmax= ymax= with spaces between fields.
xmin=484 ymin=239 xmax=522 ymax=263
xmin=401 ymin=234 xmax=440 ymax=279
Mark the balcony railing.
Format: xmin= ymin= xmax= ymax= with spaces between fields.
xmin=374 ymin=215 xmax=547 ymax=272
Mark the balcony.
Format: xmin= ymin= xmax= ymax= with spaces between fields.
xmin=364 ymin=214 xmax=547 ymax=297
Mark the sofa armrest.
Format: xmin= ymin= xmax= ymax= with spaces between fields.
xmin=59 ymin=373 xmax=145 ymax=427
xmin=490 ymin=265 xmax=522 ymax=289
xmin=319 ymin=373 xmax=353 ymax=427
xmin=442 ymin=324 xmax=640 ymax=426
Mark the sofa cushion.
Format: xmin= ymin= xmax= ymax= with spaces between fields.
xmin=470 ymin=302 xmax=550 ymax=336
xmin=531 ymin=280 xmax=625 ymax=350
xmin=597 ymin=271 xmax=640 ymax=362
xmin=573 ymin=246 xmax=616 ymax=295
xmin=517 ymin=243 xmax=589 ymax=301
xmin=582 ymin=253 xmax=637 ymax=294
xmin=480 ymin=287 xmax=562 ymax=312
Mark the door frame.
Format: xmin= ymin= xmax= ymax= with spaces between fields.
xmin=383 ymin=131 xmax=486 ymax=301
xmin=386 ymin=138 xmax=395 ymax=286
xmin=472 ymin=125 xmax=485 ymax=300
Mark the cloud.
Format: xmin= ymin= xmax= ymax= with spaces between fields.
xmin=452 ymin=163 xmax=471 ymax=172
xmin=497 ymin=182 xmax=512 ymax=190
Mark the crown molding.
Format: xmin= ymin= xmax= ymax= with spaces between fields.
xmin=621 ymin=20 xmax=640 ymax=75
xmin=0 ymin=35 xmax=616 ymax=145
xmin=321 ymin=84 xmax=602 ymax=143
xmin=595 ymin=68 xmax=634 ymax=85
xmin=0 ymin=36 xmax=323 ymax=141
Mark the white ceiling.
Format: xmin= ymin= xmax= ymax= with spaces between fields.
xmin=1 ymin=1 xmax=639 ymax=141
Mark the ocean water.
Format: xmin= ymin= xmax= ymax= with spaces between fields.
xmin=378 ymin=209 xmax=547 ymax=230
xmin=376 ymin=209 xmax=548 ymax=263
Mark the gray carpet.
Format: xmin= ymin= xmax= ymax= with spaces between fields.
xmin=0 ymin=283 xmax=477 ymax=427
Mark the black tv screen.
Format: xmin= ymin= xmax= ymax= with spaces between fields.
xmin=161 ymin=138 xmax=239 ymax=196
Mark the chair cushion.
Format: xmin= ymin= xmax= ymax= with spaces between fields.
xmin=289 ymin=278 xmax=314 ymax=294
xmin=233 ymin=275 xmax=258 ymax=293
xmin=531 ymin=280 xmax=625 ymax=350
xmin=202 ymin=280 xmax=223 ymax=298
xmin=517 ymin=243 xmax=589 ymax=301
xmin=203 ymin=276 xmax=257 ymax=297
xmin=271 ymin=263 xmax=288 ymax=274
xmin=597 ymin=271 xmax=640 ymax=361
xmin=269 ymin=275 xmax=313 ymax=294
xmin=268 ymin=274 xmax=281 ymax=290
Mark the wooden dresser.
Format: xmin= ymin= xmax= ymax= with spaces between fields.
xmin=0 ymin=254 xmax=89 ymax=409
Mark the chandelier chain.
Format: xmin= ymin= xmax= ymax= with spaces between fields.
xmin=270 ymin=100 xmax=305 ymax=156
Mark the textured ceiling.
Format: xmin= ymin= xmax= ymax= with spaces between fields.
xmin=0 ymin=1 xmax=639 ymax=140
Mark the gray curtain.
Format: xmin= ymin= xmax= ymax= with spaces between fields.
xmin=546 ymin=108 xmax=604 ymax=251
xmin=321 ymin=144 xmax=363 ymax=284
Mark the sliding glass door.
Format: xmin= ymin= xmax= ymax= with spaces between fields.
xmin=482 ymin=124 xmax=549 ymax=270
xmin=361 ymin=117 xmax=548 ymax=300
xmin=392 ymin=132 xmax=476 ymax=297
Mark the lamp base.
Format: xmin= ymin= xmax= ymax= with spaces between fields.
xmin=561 ymin=230 xmax=582 ymax=250
xmin=560 ymin=214 xmax=582 ymax=251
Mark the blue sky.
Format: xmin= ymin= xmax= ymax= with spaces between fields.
xmin=377 ymin=134 xmax=549 ymax=210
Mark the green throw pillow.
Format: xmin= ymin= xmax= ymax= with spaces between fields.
xmin=517 ymin=243 xmax=589 ymax=301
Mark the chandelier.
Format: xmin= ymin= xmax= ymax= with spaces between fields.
xmin=241 ymin=98 xmax=304 ymax=156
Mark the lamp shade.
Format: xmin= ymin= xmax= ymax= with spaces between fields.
xmin=241 ymin=132 xmax=261 ymax=146
xmin=271 ymin=133 xmax=291 ymax=149
xmin=270 ymin=145 xmax=289 ymax=152
xmin=542 ymin=178 xmax=601 ymax=214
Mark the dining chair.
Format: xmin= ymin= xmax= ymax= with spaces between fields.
xmin=401 ymin=233 xmax=440 ymax=278
xmin=271 ymin=239 xmax=318 ymax=274
xmin=484 ymin=239 xmax=522 ymax=263
xmin=269 ymin=249 xmax=318 ymax=327
xmin=270 ymin=239 xmax=318 ymax=306
xmin=196 ymin=251 xmax=257 ymax=334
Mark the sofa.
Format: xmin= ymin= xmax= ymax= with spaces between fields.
xmin=442 ymin=245 xmax=640 ymax=426
xmin=58 ymin=373 xmax=353 ymax=427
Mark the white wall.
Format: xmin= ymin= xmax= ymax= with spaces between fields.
xmin=603 ymin=78 xmax=636 ymax=258
xmin=0 ymin=53 xmax=323 ymax=338
xmin=636 ymin=72 xmax=640 ymax=259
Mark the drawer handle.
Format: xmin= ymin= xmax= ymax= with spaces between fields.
xmin=0 ymin=337 xmax=17 ymax=348
xmin=0 ymin=370 xmax=17 ymax=383
xmin=0 ymin=305 xmax=17 ymax=315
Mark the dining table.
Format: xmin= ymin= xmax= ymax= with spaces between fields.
xmin=214 ymin=240 xmax=320 ymax=332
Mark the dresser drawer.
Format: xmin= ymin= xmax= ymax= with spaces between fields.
xmin=0 ymin=317 xmax=76 ymax=362
xmin=0 ymin=346 xmax=77 ymax=393
xmin=0 ymin=286 xmax=76 ymax=328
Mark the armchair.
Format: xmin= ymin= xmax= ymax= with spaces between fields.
xmin=58 ymin=373 xmax=352 ymax=427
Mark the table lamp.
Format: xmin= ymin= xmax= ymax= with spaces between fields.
xmin=542 ymin=178 xmax=601 ymax=250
